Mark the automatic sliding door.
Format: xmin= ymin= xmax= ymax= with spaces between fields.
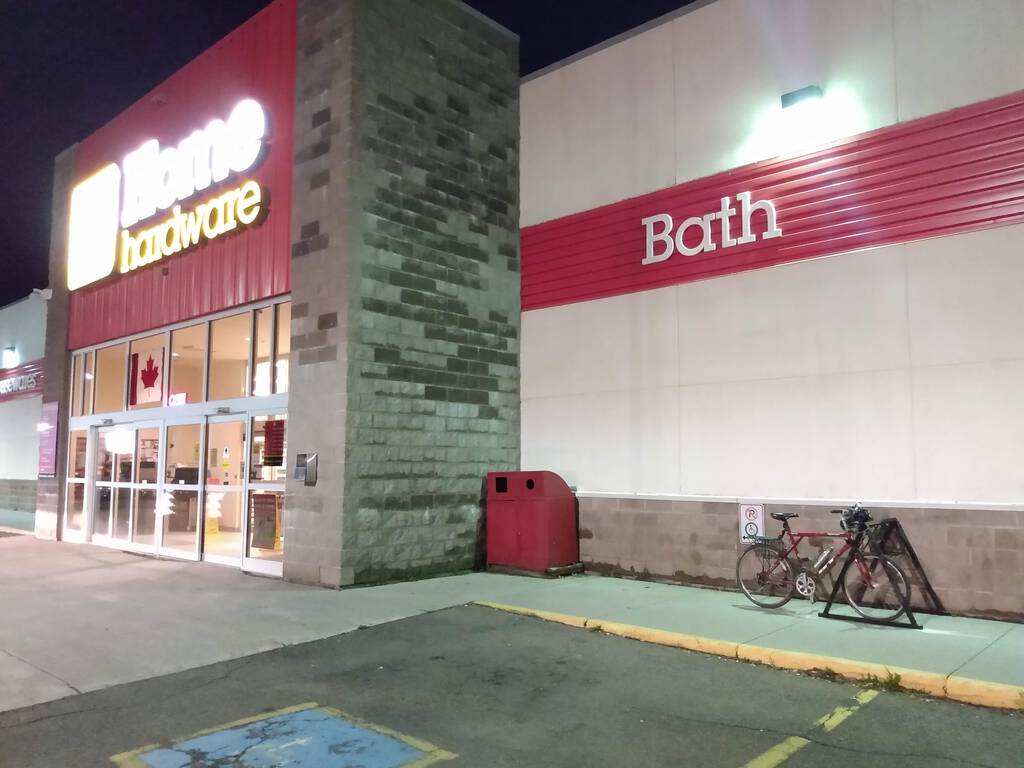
xmin=159 ymin=422 xmax=203 ymax=559
xmin=203 ymin=417 xmax=247 ymax=565
xmin=131 ymin=426 xmax=160 ymax=547
xmin=244 ymin=412 xmax=287 ymax=576
xmin=94 ymin=426 xmax=135 ymax=542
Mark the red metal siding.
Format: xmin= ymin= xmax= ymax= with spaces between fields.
xmin=68 ymin=0 xmax=296 ymax=349
xmin=522 ymin=88 xmax=1024 ymax=311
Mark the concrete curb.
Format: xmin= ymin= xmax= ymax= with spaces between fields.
xmin=474 ymin=601 xmax=1024 ymax=711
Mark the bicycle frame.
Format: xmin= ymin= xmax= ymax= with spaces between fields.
xmin=770 ymin=521 xmax=877 ymax=584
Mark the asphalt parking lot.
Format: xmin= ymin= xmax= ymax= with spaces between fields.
xmin=1 ymin=605 xmax=1020 ymax=768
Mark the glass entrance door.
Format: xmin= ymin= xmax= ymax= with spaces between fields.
xmin=93 ymin=421 xmax=161 ymax=552
xmin=75 ymin=409 xmax=284 ymax=575
xmin=159 ymin=420 xmax=204 ymax=560
xmin=243 ymin=411 xmax=287 ymax=576
xmin=202 ymin=415 xmax=247 ymax=566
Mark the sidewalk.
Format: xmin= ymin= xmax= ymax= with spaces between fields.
xmin=0 ymin=508 xmax=34 ymax=533
xmin=476 ymin=574 xmax=1024 ymax=710
xmin=3 ymin=536 xmax=1022 ymax=716
xmin=0 ymin=536 xmax=533 ymax=713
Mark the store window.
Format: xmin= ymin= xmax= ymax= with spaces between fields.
xmin=208 ymin=313 xmax=251 ymax=401
xmin=247 ymin=490 xmax=284 ymax=562
xmin=68 ymin=429 xmax=88 ymax=479
xmin=129 ymin=334 xmax=165 ymax=410
xmin=83 ymin=352 xmax=95 ymax=415
xmin=65 ymin=429 xmax=88 ymax=532
xmin=250 ymin=415 xmax=288 ymax=483
xmin=252 ymin=307 xmax=273 ymax=397
xmin=169 ymin=324 xmax=206 ymax=406
xmin=276 ymin=302 xmax=291 ymax=394
xmin=94 ymin=343 xmax=127 ymax=413
xmin=70 ymin=355 xmax=84 ymax=417
xmin=165 ymin=424 xmax=202 ymax=486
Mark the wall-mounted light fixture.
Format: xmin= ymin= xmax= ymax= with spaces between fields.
xmin=781 ymin=84 xmax=823 ymax=109
xmin=736 ymin=83 xmax=866 ymax=166
xmin=2 ymin=347 xmax=18 ymax=369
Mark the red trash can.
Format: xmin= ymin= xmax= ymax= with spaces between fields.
xmin=485 ymin=470 xmax=581 ymax=575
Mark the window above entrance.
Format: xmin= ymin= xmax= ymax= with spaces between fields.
xmin=69 ymin=299 xmax=290 ymax=416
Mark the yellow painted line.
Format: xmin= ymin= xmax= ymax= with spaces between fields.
xmin=741 ymin=689 xmax=878 ymax=767
xmin=815 ymin=689 xmax=878 ymax=732
xmin=111 ymin=701 xmax=456 ymax=766
xmin=741 ymin=736 xmax=809 ymax=768
xmin=474 ymin=601 xmax=1024 ymax=711
xmin=318 ymin=704 xmax=457 ymax=765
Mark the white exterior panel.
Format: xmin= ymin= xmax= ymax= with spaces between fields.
xmin=0 ymin=400 xmax=42 ymax=480
xmin=522 ymin=0 xmax=1024 ymax=227
xmin=521 ymin=223 xmax=1024 ymax=504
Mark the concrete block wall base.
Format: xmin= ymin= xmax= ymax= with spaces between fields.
xmin=578 ymin=496 xmax=1024 ymax=620
xmin=0 ymin=479 xmax=37 ymax=513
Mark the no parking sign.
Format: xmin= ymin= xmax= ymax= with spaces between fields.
xmin=739 ymin=504 xmax=764 ymax=542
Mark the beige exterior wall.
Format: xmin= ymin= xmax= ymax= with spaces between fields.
xmin=523 ymin=223 xmax=1024 ymax=506
xmin=0 ymin=275 xmax=49 ymax=510
xmin=521 ymin=0 xmax=1024 ymax=227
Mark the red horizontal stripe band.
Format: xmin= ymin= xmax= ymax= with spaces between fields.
xmin=522 ymin=88 xmax=1024 ymax=311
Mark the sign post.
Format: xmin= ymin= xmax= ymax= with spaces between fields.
xmin=739 ymin=503 xmax=764 ymax=543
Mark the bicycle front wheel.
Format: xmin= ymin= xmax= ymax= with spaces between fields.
xmin=843 ymin=555 xmax=911 ymax=622
xmin=736 ymin=543 xmax=796 ymax=609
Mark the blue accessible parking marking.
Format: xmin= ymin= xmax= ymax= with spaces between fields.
xmin=111 ymin=703 xmax=455 ymax=768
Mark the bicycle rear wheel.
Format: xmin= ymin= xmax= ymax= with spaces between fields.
xmin=736 ymin=543 xmax=796 ymax=609
xmin=843 ymin=555 xmax=911 ymax=622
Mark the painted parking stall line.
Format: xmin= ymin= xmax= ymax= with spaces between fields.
xmin=740 ymin=689 xmax=879 ymax=768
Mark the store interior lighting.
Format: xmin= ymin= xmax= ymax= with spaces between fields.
xmin=2 ymin=346 xmax=18 ymax=368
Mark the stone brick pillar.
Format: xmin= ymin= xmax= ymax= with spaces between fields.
xmin=283 ymin=0 xmax=355 ymax=586
xmin=286 ymin=0 xmax=519 ymax=586
xmin=34 ymin=145 xmax=78 ymax=540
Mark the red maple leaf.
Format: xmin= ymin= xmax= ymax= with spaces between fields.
xmin=140 ymin=355 xmax=160 ymax=390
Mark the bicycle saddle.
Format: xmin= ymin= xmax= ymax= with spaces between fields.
xmin=770 ymin=512 xmax=798 ymax=521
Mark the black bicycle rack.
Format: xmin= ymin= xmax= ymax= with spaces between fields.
xmin=818 ymin=518 xmax=945 ymax=629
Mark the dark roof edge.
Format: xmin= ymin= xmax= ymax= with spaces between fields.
xmin=455 ymin=0 xmax=519 ymax=40
xmin=522 ymin=0 xmax=718 ymax=84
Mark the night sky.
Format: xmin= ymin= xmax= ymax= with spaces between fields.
xmin=0 ymin=0 xmax=691 ymax=308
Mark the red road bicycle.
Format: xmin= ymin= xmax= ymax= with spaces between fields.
xmin=735 ymin=504 xmax=911 ymax=622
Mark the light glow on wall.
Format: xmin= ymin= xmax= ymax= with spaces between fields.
xmin=1 ymin=347 xmax=18 ymax=369
xmin=735 ymin=84 xmax=867 ymax=166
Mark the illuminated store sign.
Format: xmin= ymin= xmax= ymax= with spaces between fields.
xmin=67 ymin=99 xmax=268 ymax=291
xmin=640 ymin=192 xmax=781 ymax=265
xmin=0 ymin=360 xmax=45 ymax=403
